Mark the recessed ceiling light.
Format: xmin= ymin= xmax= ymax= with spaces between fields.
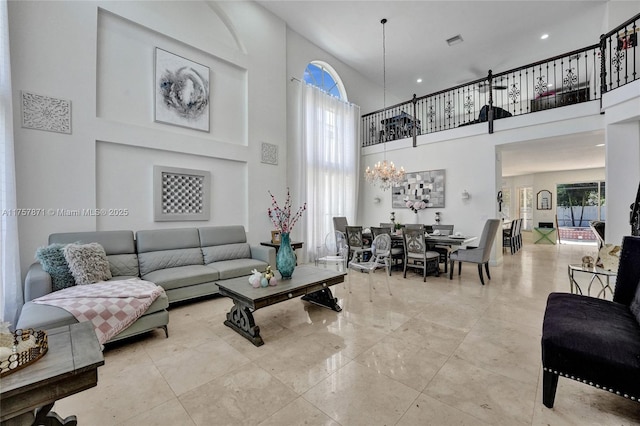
xmin=541 ymin=34 xmax=549 ymax=40
xmin=417 ymin=78 xmax=423 ymax=83
xmin=596 ymin=143 xmax=605 ymax=147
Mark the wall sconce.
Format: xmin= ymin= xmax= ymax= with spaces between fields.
xmin=461 ymin=190 xmax=470 ymax=199
xmin=373 ymin=196 xmax=381 ymax=204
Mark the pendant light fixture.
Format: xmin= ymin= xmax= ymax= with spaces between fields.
xmin=365 ymin=18 xmax=405 ymax=191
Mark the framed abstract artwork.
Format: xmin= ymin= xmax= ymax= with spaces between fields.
xmin=153 ymin=166 xmax=211 ymax=221
xmin=392 ymin=169 xmax=446 ymax=209
xmin=154 ymin=48 xmax=210 ymax=132
xmin=21 ymin=91 xmax=71 ymax=134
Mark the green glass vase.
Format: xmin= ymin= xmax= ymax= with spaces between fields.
xmin=276 ymin=232 xmax=296 ymax=279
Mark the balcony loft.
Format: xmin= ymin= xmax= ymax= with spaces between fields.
xmin=362 ymin=12 xmax=639 ymax=147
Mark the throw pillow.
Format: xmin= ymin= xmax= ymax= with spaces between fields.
xmin=35 ymin=243 xmax=75 ymax=291
xmin=63 ymin=242 xmax=112 ymax=285
xmin=629 ymin=279 xmax=640 ymax=324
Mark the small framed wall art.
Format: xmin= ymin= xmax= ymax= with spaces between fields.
xmin=154 ymin=48 xmax=210 ymax=132
xmin=154 ymin=165 xmax=211 ymax=221
xmin=271 ymin=230 xmax=281 ymax=244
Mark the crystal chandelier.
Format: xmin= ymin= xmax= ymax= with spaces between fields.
xmin=365 ymin=18 xmax=405 ymax=191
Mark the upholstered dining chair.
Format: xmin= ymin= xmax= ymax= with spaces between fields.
xmin=402 ymin=227 xmax=440 ymax=282
xmin=449 ymin=219 xmax=501 ymax=285
xmin=503 ymin=219 xmax=518 ymax=254
xmin=347 ymin=233 xmax=393 ymax=302
xmin=431 ymin=224 xmax=454 ymax=272
xmin=345 ymin=226 xmax=367 ymax=262
xmin=371 ymin=226 xmax=403 ymax=272
xmin=333 ymin=216 xmax=348 ymax=235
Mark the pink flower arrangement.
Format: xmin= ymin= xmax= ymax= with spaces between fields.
xmin=405 ymin=198 xmax=428 ymax=213
xmin=268 ymin=188 xmax=307 ymax=233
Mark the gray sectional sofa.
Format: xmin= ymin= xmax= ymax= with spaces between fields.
xmin=17 ymin=226 xmax=275 ymax=343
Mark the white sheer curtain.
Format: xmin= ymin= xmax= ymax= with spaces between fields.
xmin=0 ymin=0 xmax=22 ymax=325
xmin=293 ymin=82 xmax=360 ymax=263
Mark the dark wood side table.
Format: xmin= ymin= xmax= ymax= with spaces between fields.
xmin=260 ymin=240 xmax=304 ymax=254
xmin=1 ymin=321 xmax=104 ymax=425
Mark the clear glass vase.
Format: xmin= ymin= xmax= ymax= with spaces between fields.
xmin=276 ymin=232 xmax=296 ymax=279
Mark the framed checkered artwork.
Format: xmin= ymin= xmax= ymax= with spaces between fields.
xmin=391 ymin=169 xmax=445 ymax=209
xmin=153 ymin=166 xmax=211 ymax=221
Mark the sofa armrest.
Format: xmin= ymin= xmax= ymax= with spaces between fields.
xmin=24 ymin=263 xmax=53 ymax=301
xmin=250 ymin=245 xmax=276 ymax=269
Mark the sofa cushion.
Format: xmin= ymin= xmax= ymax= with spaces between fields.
xmin=142 ymin=265 xmax=219 ymax=291
xmin=108 ymin=254 xmax=140 ymax=277
xmin=35 ymin=243 xmax=75 ymax=291
xmin=542 ymin=292 xmax=640 ymax=396
xmin=138 ymin=248 xmax=204 ymax=276
xmin=136 ymin=228 xmax=201 ymax=253
xmin=50 ymin=230 xmax=136 ymax=255
xmin=202 ymin=243 xmax=250 ymax=264
xmin=206 ymin=258 xmax=268 ymax=280
xmin=198 ymin=226 xmax=247 ymax=246
xmin=63 ymin=242 xmax=113 ymax=285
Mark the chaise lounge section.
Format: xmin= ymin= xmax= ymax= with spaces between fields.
xmin=17 ymin=230 xmax=170 ymax=343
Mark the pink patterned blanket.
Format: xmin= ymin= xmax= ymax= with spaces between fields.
xmin=33 ymin=278 xmax=165 ymax=345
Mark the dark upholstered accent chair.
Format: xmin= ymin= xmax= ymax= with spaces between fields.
xmin=542 ymin=235 xmax=640 ymax=408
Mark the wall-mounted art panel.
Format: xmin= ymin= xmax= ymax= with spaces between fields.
xmin=154 ymin=165 xmax=210 ymax=221
xmin=392 ymin=169 xmax=446 ymax=209
xmin=21 ymin=91 xmax=71 ymax=134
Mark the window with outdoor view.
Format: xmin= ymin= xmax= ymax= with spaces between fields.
xmin=556 ymin=181 xmax=605 ymax=243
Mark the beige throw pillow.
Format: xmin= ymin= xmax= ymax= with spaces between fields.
xmin=63 ymin=242 xmax=112 ymax=285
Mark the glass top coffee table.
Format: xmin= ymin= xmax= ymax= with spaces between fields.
xmin=215 ymin=265 xmax=346 ymax=346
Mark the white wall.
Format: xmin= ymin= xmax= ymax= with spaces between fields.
xmin=9 ymin=1 xmax=288 ymax=276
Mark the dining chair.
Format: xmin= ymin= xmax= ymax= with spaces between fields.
xmin=379 ymin=223 xmax=394 ymax=232
xmin=333 ymin=216 xmax=348 ymax=234
xmin=431 ymin=224 xmax=454 ymax=272
xmin=347 ymin=233 xmax=393 ymax=302
xmin=371 ymin=226 xmax=404 ymax=272
xmin=402 ymin=227 xmax=440 ymax=282
xmin=449 ymin=219 xmax=501 ymax=285
xmin=315 ymin=230 xmax=348 ymax=271
xmin=515 ymin=218 xmax=523 ymax=252
xmin=345 ymin=226 xmax=368 ymax=262
xmin=503 ymin=220 xmax=518 ymax=254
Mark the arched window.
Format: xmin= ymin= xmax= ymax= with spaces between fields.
xmin=303 ymin=61 xmax=347 ymax=101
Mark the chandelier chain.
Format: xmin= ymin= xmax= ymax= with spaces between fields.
xmin=364 ymin=18 xmax=405 ymax=191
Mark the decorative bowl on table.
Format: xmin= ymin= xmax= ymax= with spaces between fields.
xmin=0 ymin=329 xmax=48 ymax=377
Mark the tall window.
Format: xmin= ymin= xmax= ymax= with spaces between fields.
xmin=295 ymin=62 xmax=359 ymax=263
xmin=303 ymin=62 xmax=346 ymax=100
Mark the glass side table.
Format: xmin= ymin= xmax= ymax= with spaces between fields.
xmin=567 ymin=264 xmax=616 ymax=299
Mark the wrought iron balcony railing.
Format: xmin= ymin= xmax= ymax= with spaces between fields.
xmin=362 ymin=12 xmax=639 ymax=147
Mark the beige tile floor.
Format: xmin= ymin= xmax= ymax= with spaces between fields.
xmin=55 ymin=234 xmax=640 ymax=425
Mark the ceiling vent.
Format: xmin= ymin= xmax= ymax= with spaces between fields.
xmin=446 ymin=35 xmax=464 ymax=46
